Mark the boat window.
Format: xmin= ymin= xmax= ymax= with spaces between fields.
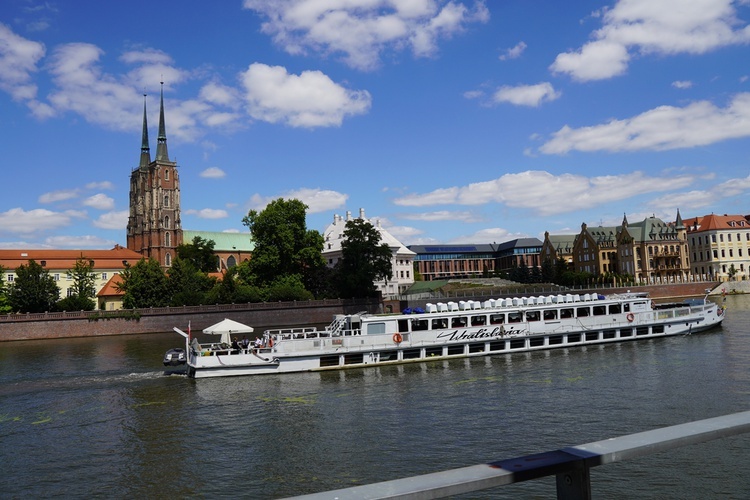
xmin=411 ymin=319 xmax=429 ymax=331
xmin=431 ymin=318 xmax=448 ymax=330
xmin=526 ymin=311 xmax=541 ymax=322
xmin=489 ymin=313 xmax=505 ymax=325
xmin=451 ymin=317 xmax=468 ymax=328
xmin=543 ymin=310 xmax=557 ymax=321
xmin=398 ymin=319 xmax=410 ymax=332
xmin=508 ymin=312 xmax=523 ymax=323
xmin=560 ymin=308 xmax=574 ymax=319
xmin=577 ymin=307 xmax=590 ymax=317
xmin=367 ymin=322 xmax=386 ymax=335
xmin=471 ymin=315 xmax=486 ymax=326
xmin=624 ymin=303 xmax=631 ymax=312
xmin=593 ymin=305 xmax=606 ymax=316
xmin=609 ymin=304 xmax=622 ymax=314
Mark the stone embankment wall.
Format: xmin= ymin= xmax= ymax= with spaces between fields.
xmin=0 ymin=298 xmax=380 ymax=342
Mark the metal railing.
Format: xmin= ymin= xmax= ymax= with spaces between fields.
xmin=284 ymin=410 xmax=750 ymax=500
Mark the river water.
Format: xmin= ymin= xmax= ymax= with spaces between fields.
xmin=1 ymin=295 xmax=749 ymax=499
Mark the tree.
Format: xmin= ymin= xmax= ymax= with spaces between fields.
xmin=8 ymin=260 xmax=60 ymax=313
xmin=117 ymin=258 xmax=170 ymax=308
xmin=336 ymin=219 xmax=393 ymax=298
xmin=56 ymin=258 xmax=97 ymax=311
xmin=0 ymin=265 xmax=10 ymax=314
xmin=176 ymin=236 xmax=218 ymax=273
xmin=166 ymin=257 xmax=215 ymax=306
xmin=541 ymin=257 xmax=555 ymax=284
xmin=242 ymin=198 xmax=325 ymax=289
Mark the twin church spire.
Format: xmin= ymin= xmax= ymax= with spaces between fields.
xmin=138 ymin=82 xmax=170 ymax=168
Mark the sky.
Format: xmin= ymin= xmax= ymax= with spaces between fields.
xmin=2 ymin=0 xmax=750 ymax=250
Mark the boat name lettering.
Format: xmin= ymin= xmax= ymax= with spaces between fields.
xmin=437 ymin=327 xmax=524 ymax=341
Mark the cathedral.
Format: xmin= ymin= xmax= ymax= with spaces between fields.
xmin=126 ymin=84 xmax=183 ymax=267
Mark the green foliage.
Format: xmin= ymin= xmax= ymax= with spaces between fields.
xmin=242 ymin=198 xmax=325 ymax=292
xmin=266 ymin=275 xmax=314 ymax=301
xmin=8 ymin=260 xmax=61 ymax=313
xmin=176 ymin=236 xmax=218 ymax=273
xmin=57 ymin=258 xmax=97 ymax=311
xmin=336 ymin=219 xmax=393 ymax=298
xmin=117 ymin=258 xmax=170 ymax=308
xmin=541 ymin=257 xmax=555 ymax=283
xmin=167 ymin=257 xmax=215 ymax=306
xmin=0 ymin=265 xmax=10 ymax=314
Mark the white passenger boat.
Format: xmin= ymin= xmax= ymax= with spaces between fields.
xmin=171 ymin=291 xmax=725 ymax=378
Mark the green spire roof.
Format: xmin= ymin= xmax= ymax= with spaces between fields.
xmin=139 ymin=94 xmax=151 ymax=169
xmin=155 ymin=82 xmax=169 ymax=162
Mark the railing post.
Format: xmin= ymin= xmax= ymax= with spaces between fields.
xmin=556 ymin=466 xmax=591 ymax=499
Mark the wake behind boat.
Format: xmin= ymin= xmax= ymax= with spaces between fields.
xmin=170 ymin=291 xmax=725 ymax=378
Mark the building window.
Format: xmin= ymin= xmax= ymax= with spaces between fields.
xmin=164 ymin=215 xmax=170 ymax=229
xmin=712 ymin=234 xmax=716 ymax=243
xmin=165 ymin=169 xmax=170 ymax=180
xmin=67 ymin=273 xmax=72 ymax=280
xmin=7 ymin=274 xmax=13 ymax=282
xmin=165 ymin=232 xmax=171 ymax=246
xmin=164 ymin=195 xmax=169 ymax=207
xmin=101 ymin=273 xmax=107 ymax=280
xmin=53 ymin=273 xmax=60 ymax=281
xmin=165 ymin=253 xmax=172 ymax=266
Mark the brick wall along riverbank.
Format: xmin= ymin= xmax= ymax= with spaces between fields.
xmin=0 ymin=298 xmax=381 ymax=342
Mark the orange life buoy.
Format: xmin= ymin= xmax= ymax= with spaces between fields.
xmin=626 ymin=313 xmax=635 ymax=322
xmin=393 ymin=333 xmax=403 ymax=344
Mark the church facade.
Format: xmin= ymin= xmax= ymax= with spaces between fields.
xmin=126 ymin=85 xmax=183 ymax=268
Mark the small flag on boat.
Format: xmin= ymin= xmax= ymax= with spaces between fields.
xmin=188 ymin=321 xmax=191 ymax=340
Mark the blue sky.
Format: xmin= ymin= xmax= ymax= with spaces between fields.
xmin=2 ymin=0 xmax=750 ymax=250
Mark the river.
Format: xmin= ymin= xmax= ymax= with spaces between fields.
xmin=1 ymin=295 xmax=749 ymax=499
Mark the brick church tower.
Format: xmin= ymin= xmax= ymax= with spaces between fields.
xmin=127 ymin=84 xmax=183 ymax=267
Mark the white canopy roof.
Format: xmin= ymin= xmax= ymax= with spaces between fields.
xmin=203 ymin=318 xmax=254 ymax=345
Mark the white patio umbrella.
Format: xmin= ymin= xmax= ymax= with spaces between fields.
xmin=202 ymin=318 xmax=254 ymax=345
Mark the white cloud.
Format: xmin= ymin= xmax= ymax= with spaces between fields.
xmin=242 ymin=0 xmax=489 ymax=71
xmin=393 ymin=170 xmax=697 ymax=216
xmin=648 ymin=174 xmax=750 ymax=212
xmin=493 ymin=82 xmax=561 ymax=107
xmin=550 ymin=0 xmax=750 ymax=81
xmin=0 ymin=208 xmax=75 ymax=234
xmin=540 ymin=93 xmax=750 ymax=154
xmin=250 ymin=187 xmax=349 ymax=214
xmin=499 ymin=41 xmax=526 ymax=60
xmin=449 ymin=227 xmax=524 ymax=244
xmin=39 ymin=189 xmax=79 ymax=203
xmin=83 ymin=193 xmax=115 ymax=210
xmin=184 ymin=208 xmax=229 ymax=219
xmin=0 ymin=23 xmax=46 ymax=101
xmin=200 ymin=167 xmax=226 ymax=178
xmin=86 ymin=181 xmax=115 ymax=190
xmin=399 ymin=210 xmax=477 ymax=222
xmin=240 ymin=63 xmax=371 ymax=127
xmin=92 ymin=210 xmax=128 ymax=230
xmin=672 ymin=80 xmax=693 ymax=89
xmin=45 ymin=235 xmax=118 ymax=249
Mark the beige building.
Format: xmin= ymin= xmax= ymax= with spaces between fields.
xmin=572 ymin=223 xmax=619 ymax=275
xmin=540 ymin=232 xmax=576 ymax=270
xmin=322 ymin=209 xmax=415 ymax=296
xmin=0 ymin=246 xmax=144 ymax=308
xmin=684 ymin=214 xmax=750 ymax=281
xmin=618 ymin=212 xmax=689 ymax=283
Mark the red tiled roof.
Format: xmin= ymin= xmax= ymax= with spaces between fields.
xmin=0 ymin=245 xmax=143 ymax=272
xmin=684 ymin=214 xmax=749 ymax=232
xmin=97 ymin=274 xmax=124 ymax=297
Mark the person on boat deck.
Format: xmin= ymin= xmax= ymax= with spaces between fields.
xmin=231 ymin=337 xmax=241 ymax=353
xmin=254 ymin=337 xmax=262 ymax=348
xmin=241 ymin=336 xmax=249 ymax=350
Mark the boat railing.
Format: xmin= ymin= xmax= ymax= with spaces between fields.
xmin=284 ymin=410 xmax=750 ymax=500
